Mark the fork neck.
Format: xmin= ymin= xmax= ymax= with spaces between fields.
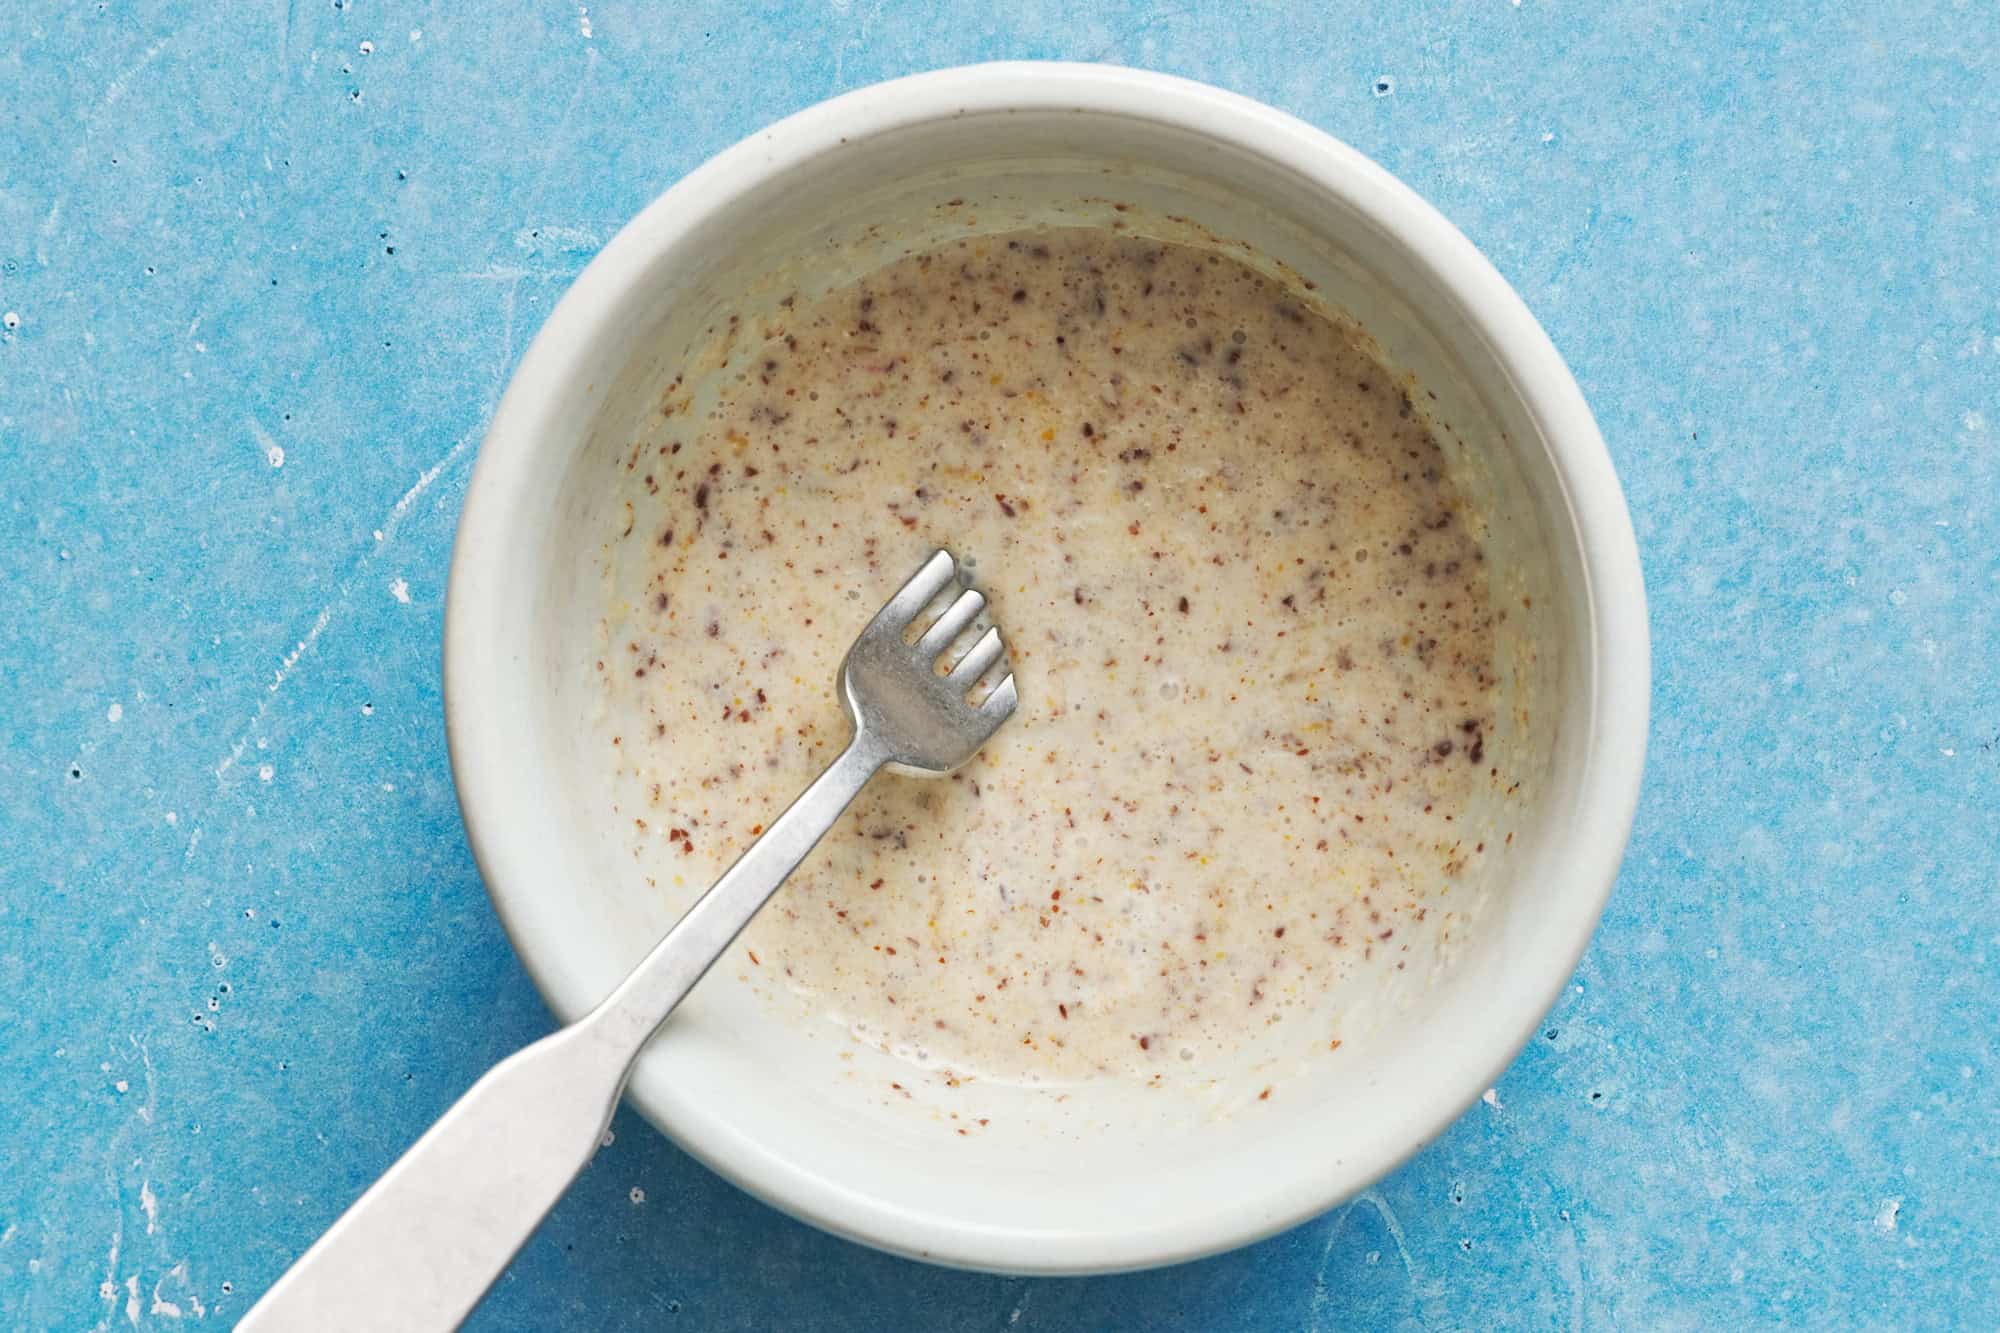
xmin=583 ymin=729 xmax=890 ymax=1054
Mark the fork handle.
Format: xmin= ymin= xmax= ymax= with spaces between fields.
xmin=239 ymin=733 xmax=888 ymax=1332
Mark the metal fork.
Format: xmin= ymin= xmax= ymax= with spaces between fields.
xmin=242 ymin=549 xmax=1016 ymax=1332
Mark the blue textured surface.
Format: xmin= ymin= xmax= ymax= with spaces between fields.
xmin=3 ymin=3 xmax=1996 ymax=1328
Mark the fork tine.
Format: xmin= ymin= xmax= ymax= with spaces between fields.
xmin=916 ymin=588 xmax=985 ymax=659
xmin=978 ymin=673 xmax=1019 ymax=721
xmin=875 ymin=550 xmax=959 ymax=629
xmin=946 ymin=626 xmax=1006 ymax=688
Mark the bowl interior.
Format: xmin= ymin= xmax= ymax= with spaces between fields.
xmin=449 ymin=76 xmax=1624 ymax=1272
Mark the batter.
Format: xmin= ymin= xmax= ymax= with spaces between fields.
xmin=602 ymin=228 xmax=1500 ymax=1084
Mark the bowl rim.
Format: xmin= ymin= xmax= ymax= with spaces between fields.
xmin=444 ymin=60 xmax=1650 ymax=1273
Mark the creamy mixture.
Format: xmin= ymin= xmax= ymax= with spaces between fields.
xmin=603 ymin=228 xmax=1500 ymax=1084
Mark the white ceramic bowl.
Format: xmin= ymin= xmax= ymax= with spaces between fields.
xmin=445 ymin=62 xmax=1648 ymax=1274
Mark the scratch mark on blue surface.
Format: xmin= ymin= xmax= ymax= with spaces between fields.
xmin=1362 ymin=1191 xmax=1418 ymax=1289
xmin=91 ymin=1203 xmax=121 ymax=1333
xmin=384 ymin=425 xmax=484 ymax=543
xmin=498 ymin=280 xmax=522 ymax=390
xmin=448 ymin=264 xmax=572 ymax=282
xmin=1001 ymin=1277 xmax=1034 ymax=1326
xmin=832 ymin=0 xmax=890 ymax=90
xmin=521 ymin=49 xmax=600 ymax=226
xmin=1546 ymin=203 xmax=1601 ymax=288
xmin=1306 ymin=1200 xmax=1358 ymax=1330
xmin=131 ymin=1036 xmax=157 ymax=1128
xmin=1084 ymin=6 xmax=1194 ymax=63
xmin=210 ymin=408 xmax=484 ymax=787
xmin=94 ymin=41 xmax=166 ymax=123
xmin=1554 ymin=1207 xmax=1586 ymax=1332
xmin=213 ymin=602 xmax=336 ymax=782
xmin=1309 ymin=1189 xmax=1423 ymax=1330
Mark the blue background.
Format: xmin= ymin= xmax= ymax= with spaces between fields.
xmin=4 ymin=3 xmax=1995 ymax=1328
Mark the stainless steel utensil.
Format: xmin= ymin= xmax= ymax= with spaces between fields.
xmin=242 ymin=549 xmax=1016 ymax=1331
